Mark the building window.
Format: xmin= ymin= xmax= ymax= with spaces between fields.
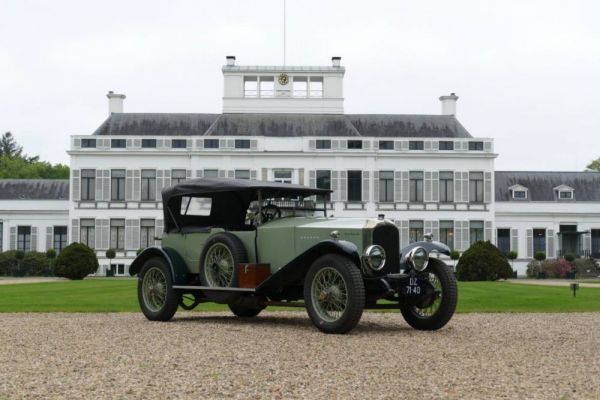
xmin=235 ymin=170 xmax=250 ymax=180
xmin=259 ymin=76 xmax=274 ymax=98
xmin=235 ymin=139 xmax=250 ymax=149
xmin=110 ymin=219 xmax=125 ymax=250
xmin=141 ymin=139 xmax=156 ymax=148
xmin=378 ymin=140 xmax=393 ymax=150
xmin=53 ymin=226 xmax=68 ymax=253
xmin=440 ymin=221 xmax=454 ymax=250
xmin=347 ymin=140 xmax=362 ymax=149
xmin=17 ymin=226 xmax=31 ymax=252
xmin=468 ymin=141 xmax=484 ymax=151
xmin=0 ymin=221 xmax=3 ymax=251
xmin=274 ymin=170 xmax=292 ymax=184
xmin=141 ymin=170 xmax=156 ymax=201
xmin=204 ymin=139 xmax=219 ymax=149
xmin=309 ymin=77 xmax=323 ymax=98
xmin=497 ymin=228 xmax=510 ymax=255
xmin=140 ymin=219 xmax=155 ymax=249
xmin=111 ymin=139 xmax=126 ymax=148
xmin=439 ymin=141 xmax=454 ymax=150
xmin=81 ymin=138 xmax=96 ymax=148
xmin=533 ymin=229 xmax=546 ymax=254
xmin=171 ymin=139 xmax=186 ymax=149
xmin=409 ymin=221 xmax=424 ymax=243
xmin=558 ymin=190 xmax=573 ymax=200
xmin=347 ymin=170 xmax=362 ymax=202
xmin=512 ymin=190 xmax=527 ymax=199
xmin=293 ymin=76 xmax=308 ymax=97
xmin=316 ymin=139 xmax=331 ymax=149
xmin=379 ymin=171 xmax=394 ymax=203
xmin=80 ymin=219 xmax=95 ymax=248
xmin=111 ymin=170 xmax=126 ymax=201
xmin=204 ymin=169 xmax=219 ymax=178
xmin=469 ymin=172 xmax=484 ymax=203
xmin=171 ymin=169 xmax=186 ymax=185
xmin=439 ymin=171 xmax=454 ymax=203
xmin=409 ymin=171 xmax=424 ymax=203
xmin=592 ymin=229 xmax=600 ymax=258
xmin=470 ymin=221 xmax=484 ymax=245
xmin=81 ymin=169 xmax=95 ymax=201
xmin=244 ymin=76 xmax=258 ymax=97
xmin=316 ymin=170 xmax=331 ymax=201
xmin=409 ymin=141 xmax=424 ymax=150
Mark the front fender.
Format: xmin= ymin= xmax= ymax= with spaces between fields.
xmin=128 ymin=247 xmax=188 ymax=285
xmin=400 ymin=240 xmax=451 ymax=265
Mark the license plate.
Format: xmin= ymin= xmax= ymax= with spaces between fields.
xmin=403 ymin=277 xmax=424 ymax=296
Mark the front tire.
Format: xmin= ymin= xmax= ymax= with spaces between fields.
xmin=304 ymin=254 xmax=365 ymax=334
xmin=400 ymin=259 xmax=457 ymax=330
xmin=137 ymin=257 xmax=181 ymax=321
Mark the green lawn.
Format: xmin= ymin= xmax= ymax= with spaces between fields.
xmin=0 ymin=279 xmax=599 ymax=313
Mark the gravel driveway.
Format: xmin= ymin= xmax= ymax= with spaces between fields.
xmin=1 ymin=312 xmax=599 ymax=399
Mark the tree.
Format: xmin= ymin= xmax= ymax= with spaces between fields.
xmin=587 ymin=158 xmax=600 ymax=171
xmin=0 ymin=132 xmax=23 ymax=158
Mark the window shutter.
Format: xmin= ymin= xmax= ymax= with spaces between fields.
xmin=401 ymin=171 xmax=409 ymax=202
xmin=226 ymin=139 xmax=234 ymax=149
xmin=133 ymin=170 xmax=141 ymax=200
xmin=164 ymin=169 xmax=171 ymax=188
xmin=196 ymin=139 xmax=204 ymax=149
xmin=196 ymin=170 xmax=203 ymax=178
xmin=363 ymin=140 xmax=371 ymax=150
xmin=484 ymin=141 xmax=492 ymax=152
xmin=485 ymin=221 xmax=493 ymax=243
xmin=186 ymin=139 xmax=192 ymax=149
xmin=95 ymin=220 xmax=103 ymax=249
xmin=454 ymin=171 xmax=462 ymax=202
xmin=95 ymin=170 xmax=103 ymax=200
xmin=71 ymin=219 xmax=79 ymax=244
xmin=547 ymin=229 xmax=555 ymax=258
xmin=461 ymin=172 xmax=469 ymax=203
xmin=155 ymin=220 xmax=164 ymax=246
xmin=401 ymin=141 xmax=409 ymax=151
xmin=394 ymin=171 xmax=402 ymax=203
xmin=424 ymin=172 xmax=432 ymax=202
xmin=227 ymin=170 xmax=235 ymax=178
xmin=309 ymin=170 xmax=316 ymax=188
xmin=397 ymin=220 xmax=409 ymax=249
xmin=31 ymin=227 xmax=38 ymax=251
xmin=424 ymin=141 xmax=432 ymax=151
xmin=46 ymin=226 xmax=53 ymax=250
xmin=133 ymin=139 xmax=141 ymax=148
xmin=331 ymin=171 xmax=339 ymax=201
xmin=250 ymin=170 xmax=257 ymax=180
xmin=454 ymin=221 xmax=462 ymax=251
xmin=73 ymin=138 xmax=81 ymax=148
xmin=431 ymin=171 xmax=439 ymax=202
xmin=431 ymin=220 xmax=439 ymax=242
xmin=511 ymin=229 xmax=519 ymax=254
xmin=431 ymin=141 xmax=439 ymax=151
xmin=339 ymin=171 xmax=347 ymax=202
xmin=155 ymin=170 xmax=163 ymax=200
xmin=362 ymin=171 xmax=370 ymax=202
xmin=526 ymin=229 xmax=533 ymax=258
xmin=102 ymin=220 xmax=110 ymax=250
xmin=425 ymin=221 xmax=432 ymax=236
xmin=308 ymin=140 xmax=316 ymax=150
xmin=9 ymin=227 xmax=16 ymax=250
xmin=484 ymin=172 xmax=492 ymax=203
xmin=186 ymin=170 xmax=192 ymax=180
xmin=126 ymin=170 xmax=134 ymax=201
xmin=132 ymin=219 xmax=140 ymax=250
xmin=219 ymin=139 xmax=227 ymax=149
xmin=394 ymin=141 xmax=402 ymax=151
xmin=126 ymin=139 xmax=133 ymax=148
xmin=250 ymin=140 xmax=258 ymax=150
xmin=125 ymin=219 xmax=134 ymax=250
xmin=71 ymin=170 xmax=80 ymax=201
xmin=373 ymin=171 xmax=380 ymax=202
xmin=332 ymin=140 xmax=340 ymax=151
xmin=102 ymin=170 xmax=110 ymax=201
xmin=218 ymin=170 xmax=226 ymax=178
xmin=463 ymin=222 xmax=470 ymax=251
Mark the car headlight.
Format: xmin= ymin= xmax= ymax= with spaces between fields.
xmin=407 ymin=247 xmax=429 ymax=271
xmin=363 ymin=245 xmax=386 ymax=271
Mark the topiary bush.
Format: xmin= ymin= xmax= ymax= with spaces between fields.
xmin=564 ymin=253 xmax=576 ymax=262
xmin=456 ymin=241 xmax=513 ymax=281
xmin=534 ymin=251 xmax=546 ymax=262
xmin=53 ymin=243 xmax=99 ymax=280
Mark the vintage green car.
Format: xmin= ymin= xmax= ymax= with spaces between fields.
xmin=130 ymin=178 xmax=457 ymax=334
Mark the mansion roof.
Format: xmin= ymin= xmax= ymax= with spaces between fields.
xmin=0 ymin=180 xmax=69 ymax=200
xmin=495 ymin=171 xmax=600 ymax=202
xmin=92 ymin=113 xmax=472 ymax=138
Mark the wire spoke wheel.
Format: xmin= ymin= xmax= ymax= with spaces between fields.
xmin=311 ymin=267 xmax=348 ymax=322
xmin=412 ymin=272 xmax=442 ymax=318
xmin=141 ymin=266 xmax=168 ymax=312
xmin=204 ymin=243 xmax=235 ymax=287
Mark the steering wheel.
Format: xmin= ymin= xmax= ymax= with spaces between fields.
xmin=261 ymin=204 xmax=281 ymax=223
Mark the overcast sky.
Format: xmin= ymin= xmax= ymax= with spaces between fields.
xmin=1 ymin=0 xmax=599 ymax=170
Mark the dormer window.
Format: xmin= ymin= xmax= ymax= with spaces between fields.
xmin=559 ymin=190 xmax=573 ymax=199
xmin=513 ymin=190 xmax=527 ymax=199
xmin=509 ymin=184 xmax=528 ymax=200
xmin=554 ymin=184 xmax=574 ymax=200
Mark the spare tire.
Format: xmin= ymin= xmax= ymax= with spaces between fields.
xmin=199 ymin=232 xmax=248 ymax=303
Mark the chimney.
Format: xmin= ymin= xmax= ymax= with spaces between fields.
xmin=226 ymin=55 xmax=236 ymax=66
xmin=331 ymin=56 xmax=341 ymax=67
xmin=439 ymin=93 xmax=459 ymax=116
xmin=107 ymin=91 xmax=126 ymax=115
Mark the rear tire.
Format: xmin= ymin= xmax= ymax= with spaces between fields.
xmin=304 ymin=254 xmax=365 ymax=334
xmin=137 ymin=257 xmax=180 ymax=321
xmin=400 ymin=259 xmax=457 ymax=330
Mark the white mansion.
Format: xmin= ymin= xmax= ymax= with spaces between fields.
xmin=1 ymin=57 xmax=599 ymax=275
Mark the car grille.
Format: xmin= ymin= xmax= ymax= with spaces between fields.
xmin=372 ymin=224 xmax=400 ymax=274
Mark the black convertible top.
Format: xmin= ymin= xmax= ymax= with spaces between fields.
xmin=162 ymin=178 xmax=331 ymax=232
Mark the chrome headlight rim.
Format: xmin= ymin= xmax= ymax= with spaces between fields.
xmin=407 ymin=246 xmax=429 ymax=272
xmin=363 ymin=245 xmax=386 ymax=272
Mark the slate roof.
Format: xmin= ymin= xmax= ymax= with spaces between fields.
xmin=495 ymin=171 xmax=600 ymax=202
xmin=0 ymin=180 xmax=70 ymax=200
xmin=93 ymin=113 xmax=472 ymax=138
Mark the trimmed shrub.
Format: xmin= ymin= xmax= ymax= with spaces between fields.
xmin=456 ymin=241 xmax=513 ymax=281
xmin=0 ymin=251 xmax=19 ymax=276
xmin=53 ymin=243 xmax=99 ymax=280
xmin=22 ymin=252 xmax=51 ymax=276
xmin=534 ymin=251 xmax=546 ymax=262
xmin=572 ymin=258 xmax=599 ymax=278
xmin=507 ymin=251 xmax=518 ymax=261
xmin=450 ymin=250 xmax=460 ymax=261
xmin=564 ymin=253 xmax=576 ymax=262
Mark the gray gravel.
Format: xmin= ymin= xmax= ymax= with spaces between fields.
xmin=1 ymin=312 xmax=599 ymax=399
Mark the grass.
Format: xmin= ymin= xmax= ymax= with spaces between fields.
xmin=0 ymin=279 xmax=600 ymax=313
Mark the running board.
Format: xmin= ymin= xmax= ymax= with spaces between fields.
xmin=172 ymin=285 xmax=256 ymax=293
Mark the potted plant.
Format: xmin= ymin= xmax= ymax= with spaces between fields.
xmin=507 ymin=251 xmax=518 ymax=278
xmin=449 ymin=250 xmax=460 ymax=272
xmin=534 ymin=251 xmax=546 ymax=279
xmin=105 ymin=248 xmax=116 ymax=277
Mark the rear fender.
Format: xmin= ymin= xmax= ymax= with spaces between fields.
xmin=128 ymin=247 xmax=188 ymax=285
